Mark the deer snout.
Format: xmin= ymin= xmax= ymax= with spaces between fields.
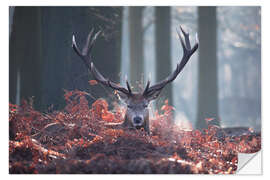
xmin=133 ymin=116 xmax=143 ymax=126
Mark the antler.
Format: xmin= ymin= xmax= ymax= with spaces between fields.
xmin=72 ymin=29 xmax=132 ymax=95
xmin=143 ymin=26 xmax=199 ymax=97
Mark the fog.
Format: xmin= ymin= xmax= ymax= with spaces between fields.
xmin=120 ymin=7 xmax=260 ymax=130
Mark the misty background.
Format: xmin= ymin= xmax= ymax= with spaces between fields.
xmin=9 ymin=7 xmax=261 ymax=131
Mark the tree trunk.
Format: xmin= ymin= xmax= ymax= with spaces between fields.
xmin=10 ymin=7 xmax=123 ymax=111
xmin=9 ymin=7 xmax=43 ymax=109
xmin=41 ymin=7 xmax=123 ymax=109
xmin=155 ymin=7 xmax=172 ymax=106
xmin=9 ymin=7 xmax=15 ymax=37
xmin=196 ymin=7 xmax=219 ymax=129
xmin=129 ymin=7 xmax=144 ymax=89
xmin=40 ymin=7 xmax=73 ymax=110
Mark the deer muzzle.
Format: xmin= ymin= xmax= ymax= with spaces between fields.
xmin=133 ymin=116 xmax=143 ymax=126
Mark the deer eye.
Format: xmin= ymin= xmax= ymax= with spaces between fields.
xmin=127 ymin=105 xmax=133 ymax=109
xmin=143 ymin=104 xmax=148 ymax=108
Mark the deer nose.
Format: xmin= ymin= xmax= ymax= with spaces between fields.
xmin=133 ymin=116 xmax=142 ymax=124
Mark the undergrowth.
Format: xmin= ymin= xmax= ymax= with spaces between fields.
xmin=9 ymin=90 xmax=261 ymax=174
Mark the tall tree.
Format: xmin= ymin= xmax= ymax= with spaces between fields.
xmin=41 ymin=7 xmax=123 ymax=109
xmin=10 ymin=7 xmax=123 ymax=111
xmin=9 ymin=7 xmax=43 ymax=109
xmin=129 ymin=7 xmax=144 ymax=89
xmin=196 ymin=7 xmax=219 ymax=129
xmin=9 ymin=7 xmax=15 ymax=37
xmin=155 ymin=7 xmax=172 ymax=107
xmin=40 ymin=7 xmax=73 ymax=110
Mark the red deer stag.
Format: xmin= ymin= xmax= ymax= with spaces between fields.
xmin=72 ymin=26 xmax=198 ymax=134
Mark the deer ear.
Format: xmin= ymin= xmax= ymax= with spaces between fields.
xmin=145 ymin=90 xmax=162 ymax=102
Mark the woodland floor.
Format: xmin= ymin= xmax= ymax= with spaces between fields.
xmin=9 ymin=90 xmax=261 ymax=174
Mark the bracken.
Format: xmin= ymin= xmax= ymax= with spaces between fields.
xmin=9 ymin=90 xmax=261 ymax=174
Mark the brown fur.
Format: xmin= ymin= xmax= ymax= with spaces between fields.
xmin=104 ymin=112 xmax=150 ymax=134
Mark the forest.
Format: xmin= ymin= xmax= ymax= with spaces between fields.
xmin=9 ymin=7 xmax=261 ymax=174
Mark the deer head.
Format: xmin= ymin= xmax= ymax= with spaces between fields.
xmin=72 ymin=26 xmax=198 ymax=133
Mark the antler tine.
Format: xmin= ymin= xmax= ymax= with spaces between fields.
xmin=72 ymin=30 xmax=131 ymax=95
xmin=177 ymin=26 xmax=198 ymax=73
xmin=72 ymin=31 xmax=93 ymax=69
xmin=143 ymin=26 xmax=199 ymax=97
xmin=179 ymin=26 xmax=191 ymax=49
xmin=81 ymin=28 xmax=95 ymax=56
xmin=72 ymin=35 xmax=83 ymax=59
xmin=72 ymin=29 xmax=102 ymax=68
xmin=126 ymin=80 xmax=132 ymax=94
xmin=124 ymin=75 xmax=132 ymax=94
xmin=143 ymin=80 xmax=150 ymax=96
xmin=88 ymin=30 xmax=102 ymax=55
xmin=143 ymin=72 xmax=153 ymax=95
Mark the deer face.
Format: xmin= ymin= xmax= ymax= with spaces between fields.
xmin=123 ymin=93 xmax=150 ymax=128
